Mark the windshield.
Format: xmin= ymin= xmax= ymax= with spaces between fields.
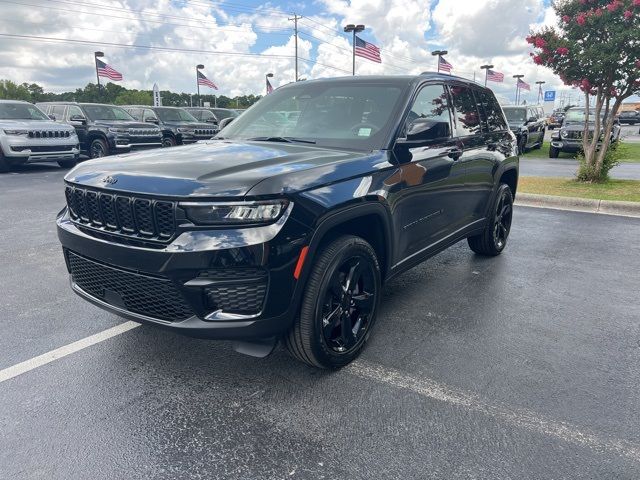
xmin=219 ymin=81 xmax=406 ymax=150
xmin=83 ymin=105 xmax=135 ymax=121
xmin=565 ymin=109 xmax=606 ymax=123
xmin=0 ymin=102 xmax=49 ymax=120
xmin=503 ymin=108 xmax=527 ymax=123
xmin=211 ymin=109 xmax=238 ymax=120
xmin=155 ymin=107 xmax=198 ymax=122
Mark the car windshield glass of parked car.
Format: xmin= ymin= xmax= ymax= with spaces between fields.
xmin=0 ymin=102 xmax=49 ymax=120
xmin=565 ymin=109 xmax=607 ymax=123
xmin=82 ymin=105 xmax=135 ymax=121
xmin=211 ymin=108 xmax=238 ymax=120
xmin=503 ymin=107 xmax=527 ymax=123
xmin=219 ymin=81 xmax=406 ymax=150
xmin=155 ymin=108 xmax=199 ymax=122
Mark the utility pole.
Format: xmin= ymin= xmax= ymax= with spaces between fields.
xmin=480 ymin=64 xmax=494 ymax=87
xmin=289 ymin=14 xmax=302 ymax=82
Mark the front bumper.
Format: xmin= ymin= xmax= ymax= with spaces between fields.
xmin=1 ymin=136 xmax=80 ymax=163
xmin=56 ymin=205 xmax=309 ymax=340
xmin=550 ymin=138 xmax=582 ymax=153
xmin=109 ymin=135 xmax=163 ymax=151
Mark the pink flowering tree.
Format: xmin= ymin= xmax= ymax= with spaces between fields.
xmin=528 ymin=0 xmax=640 ymax=181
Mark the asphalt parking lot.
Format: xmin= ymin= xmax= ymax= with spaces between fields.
xmin=1 ymin=165 xmax=640 ymax=479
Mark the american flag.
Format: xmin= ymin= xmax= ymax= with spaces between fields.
xmin=517 ymin=78 xmax=531 ymax=91
xmin=487 ymin=69 xmax=504 ymax=83
xmin=96 ymin=58 xmax=123 ymax=81
xmin=266 ymin=78 xmax=274 ymax=94
xmin=438 ymin=56 xmax=453 ymax=73
xmin=197 ymin=71 xmax=218 ymax=90
xmin=354 ymin=36 xmax=381 ymax=63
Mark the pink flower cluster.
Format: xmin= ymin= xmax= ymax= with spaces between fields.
xmin=565 ymin=0 xmax=638 ymax=25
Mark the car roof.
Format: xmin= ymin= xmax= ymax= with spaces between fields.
xmin=36 ymin=102 xmax=126 ymax=107
xmin=0 ymin=99 xmax=31 ymax=104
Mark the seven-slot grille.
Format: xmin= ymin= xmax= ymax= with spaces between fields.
xmin=128 ymin=128 xmax=160 ymax=136
xmin=67 ymin=251 xmax=193 ymax=321
xmin=564 ymin=130 xmax=583 ymax=139
xmin=194 ymin=128 xmax=216 ymax=137
xmin=28 ymin=130 xmax=72 ymax=139
xmin=65 ymin=186 xmax=176 ymax=241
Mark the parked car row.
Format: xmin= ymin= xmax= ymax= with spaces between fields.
xmin=502 ymin=105 xmax=546 ymax=155
xmin=0 ymin=100 xmax=239 ymax=172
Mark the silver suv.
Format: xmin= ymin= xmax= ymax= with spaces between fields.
xmin=0 ymin=100 xmax=79 ymax=172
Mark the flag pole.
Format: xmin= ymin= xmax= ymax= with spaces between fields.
xmin=94 ymin=51 xmax=104 ymax=96
xmin=344 ymin=24 xmax=365 ymax=76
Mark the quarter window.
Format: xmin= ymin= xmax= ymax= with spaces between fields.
xmin=51 ymin=105 xmax=66 ymax=119
xmin=475 ymin=89 xmax=508 ymax=132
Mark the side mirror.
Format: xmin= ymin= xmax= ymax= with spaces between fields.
xmin=146 ymin=117 xmax=159 ymax=124
xmin=69 ymin=115 xmax=86 ymax=124
xmin=405 ymin=118 xmax=451 ymax=142
xmin=218 ymin=117 xmax=235 ymax=130
xmin=206 ymin=118 xmax=218 ymax=125
xmin=49 ymin=114 xmax=57 ymax=121
xmin=527 ymin=117 xmax=537 ymax=123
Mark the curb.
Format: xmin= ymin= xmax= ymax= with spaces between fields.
xmin=514 ymin=193 xmax=640 ymax=218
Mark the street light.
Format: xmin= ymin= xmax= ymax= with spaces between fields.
xmin=480 ymin=64 xmax=494 ymax=87
xmin=196 ymin=64 xmax=205 ymax=107
xmin=344 ymin=24 xmax=365 ymax=75
xmin=513 ymin=74 xmax=524 ymax=104
xmin=536 ymin=80 xmax=546 ymax=104
xmin=266 ymin=72 xmax=274 ymax=95
xmin=431 ymin=50 xmax=448 ymax=73
xmin=94 ymin=51 xmax=104 ymax=93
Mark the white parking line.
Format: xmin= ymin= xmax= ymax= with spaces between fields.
xmin=348 ymin=360 xmax=640 ymax=462
xmin=1 ymin=321 xmax=638 ymax=462
xmin=0 ymin=321 xmax=140 ymax=383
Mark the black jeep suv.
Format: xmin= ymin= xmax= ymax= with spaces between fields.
xmin=57 ymin=74 xmax=518 ymax=368
xmin=502 ymin=105 xmax=546 ymax=154
xmin=37 ymin=102 xmax=162 ymax=158
xmin=123 ymin=106 xmax=217 ymax=147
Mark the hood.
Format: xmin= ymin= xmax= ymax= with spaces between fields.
xmin=160 ymin=121 xmax=212 ymax=129
xmin=93 ymin=120 xmax=157 ymax=130
xmin=0 ymin=119 xmax=75 ymax=131
xmin=65 ymin=140 xmax=387 ymax=198
xmin=507 ymin=122 xmax=525 ymax=131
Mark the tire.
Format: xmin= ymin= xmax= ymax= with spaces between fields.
xmin=549 ymin=145 xmax=559 ymax=158
xmin=0 ymin=150 xmax=10 ymax=173
xmin=57 ymin=159 xmax=77 ymax=169
xmin=518 ymin=136 xmax=527 ymax=155
xmin=467 ymin=183 xmax=514 ymax=257
xmin=89 ymin=138 xmax=109 ymax=159
xmin=162 ymin=135 xmax=176 ymax=148
xmin=284 ymin=235 xmax=381 ymax=369
xmin=534 ymin=130 xmax=545 ymax=149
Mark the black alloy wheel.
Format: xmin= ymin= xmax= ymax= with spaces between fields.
xmin=285 ymin=235 xmax=381 ymax=368
xmin=467 ymin=183 xmax=514 ymax=256
xmin=162 ymin=136 xmax=176 ymax=148
xmin=89 ymin=138 xmax=108 ymax=159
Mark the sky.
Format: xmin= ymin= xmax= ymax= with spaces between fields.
xmin=0 ymin=0 xmax=615 ymax=105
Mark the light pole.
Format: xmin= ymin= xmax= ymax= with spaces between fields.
xmin=480 ymin=64 xmax=494 ymax=87
xmin=196 ymin=64 xmax=204 ymax=107
xmin=266 ymin=72 xmax=273 ymax=95
xmin=431 ymin=50 xmax=448 ymax=73
xmin=536 ymin=80 xmax=546 ymax=104
xmin=344 ymin=24 xmax=365 ymax=75
xmin=94 ymin=51 xmax=104 ymax=94
xmin=513 ymin=74 xmax=524 ymax=104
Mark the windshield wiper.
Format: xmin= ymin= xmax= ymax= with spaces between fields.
xmin=247 ymin=136 xmax=316 ymax=145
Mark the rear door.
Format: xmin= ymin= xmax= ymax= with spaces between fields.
xmin=393 ymin=83 xmax=467 ymax=263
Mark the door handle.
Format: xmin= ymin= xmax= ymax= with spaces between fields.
xmin=447 ymin=147 xmax=462 ymax=160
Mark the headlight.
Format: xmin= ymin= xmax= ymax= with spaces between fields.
xmin=177 ymin=127 xmax=194 ymax=133
xmin=560 ymin=129 xmax=567 ymax=138
xmin=108 ymin=127 xmax=129 ymax=134
xmin=180 ymin=200 xmax=289 ymax=226
xmin=3 ymin=129 xmax=28 ymax=136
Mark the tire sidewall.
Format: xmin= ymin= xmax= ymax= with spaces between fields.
xmin=303 ymin=238 xmax=381 ymax=368
xmin=492 ymin=184 xmax=514 ymax=253
xmin=90 ymin=138 xmax=108 ymax=158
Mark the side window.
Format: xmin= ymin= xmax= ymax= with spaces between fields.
xmin=143 ymin=109 xmax=158 ymax=122
xmin=476 ymin=89 xmax=508 ymax=132
xmin=127 ymin=108 xmax=141 ymax=120
xmin=404 ymin=84 xmax=453 ymax=140
xmin=51 ymin=105 xmax=66 ymax=120
xmin=449 ymin=86 xmax=481 ymax=136
xmin=67 ymin=105 xmax=84 ymax=120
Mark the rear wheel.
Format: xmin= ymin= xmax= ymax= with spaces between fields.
xmin=57 ymin=159 xmax=77 ymax=169
xmin=549 ymin=145 xmax=559 ymax=158
xmin=89 ymin=138 xmax=108 ymax=159
xmin=468 ymin=183 xmax=513 ymax=256
xmin=284 ymin=235 xmax=381 ymax=369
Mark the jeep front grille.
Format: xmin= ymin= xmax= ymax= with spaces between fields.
xmin=28 ymin=130 xmax=71 ymax=139
xmin=65 ymin=186 xmax=176 ymax=241
xmin=194 ymin=128 xmax=216 ymax=137
xmin=129 ymin=128 xmax=160 ymax=136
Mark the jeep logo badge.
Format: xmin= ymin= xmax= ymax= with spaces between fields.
xmin=102 ymin=176 xmax=117 ymax=185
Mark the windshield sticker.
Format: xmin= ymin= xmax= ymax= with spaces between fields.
xmin=357 ymin=127 xmax=372 ymax=137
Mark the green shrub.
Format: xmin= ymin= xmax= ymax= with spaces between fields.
xmin=576 ymin=141 xmax=623 ymax=183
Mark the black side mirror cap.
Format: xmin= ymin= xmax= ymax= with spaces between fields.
xmin=69 ymin=115 xmax=86 ymax=124
xmin=48 ymin=114 xmax=56 ymax=121
xmin=218 ymin=117 xmax=234 ymax=130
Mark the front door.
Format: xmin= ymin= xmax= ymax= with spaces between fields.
xmin=393 ymin=83 xmax=467 ymax=265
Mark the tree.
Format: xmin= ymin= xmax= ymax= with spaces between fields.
xmin=528 ymin=0 xmax=640 ymax=181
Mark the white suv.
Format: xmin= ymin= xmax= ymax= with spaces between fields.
xmin=0 ymin=100 xmax=80 ymax=172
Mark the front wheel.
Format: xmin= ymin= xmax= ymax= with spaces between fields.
xmin=468 ymin=183 xmax=513 ymax=256
xmin=284 ymin=235 xmax=381 ymax=369
xmin=57 ymin=159 xmax=77 ymax=169
xmin=89 ymin=138 xmax=108 ymax=159
xmin=518 ymin=136 xmax=527 ymax=155
xmin=162 ymin=136 xmax=176 ymax=148
xmin=549 ymin=145 xmax=559 ymax=158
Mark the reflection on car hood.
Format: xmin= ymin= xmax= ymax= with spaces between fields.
xmin=93 ymin=120 xmax=158 ymax=129
xmin=65 ymin=139 xmax=389 ymax=198
xmin=0 ymin=119 xmax=75 ymax=130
